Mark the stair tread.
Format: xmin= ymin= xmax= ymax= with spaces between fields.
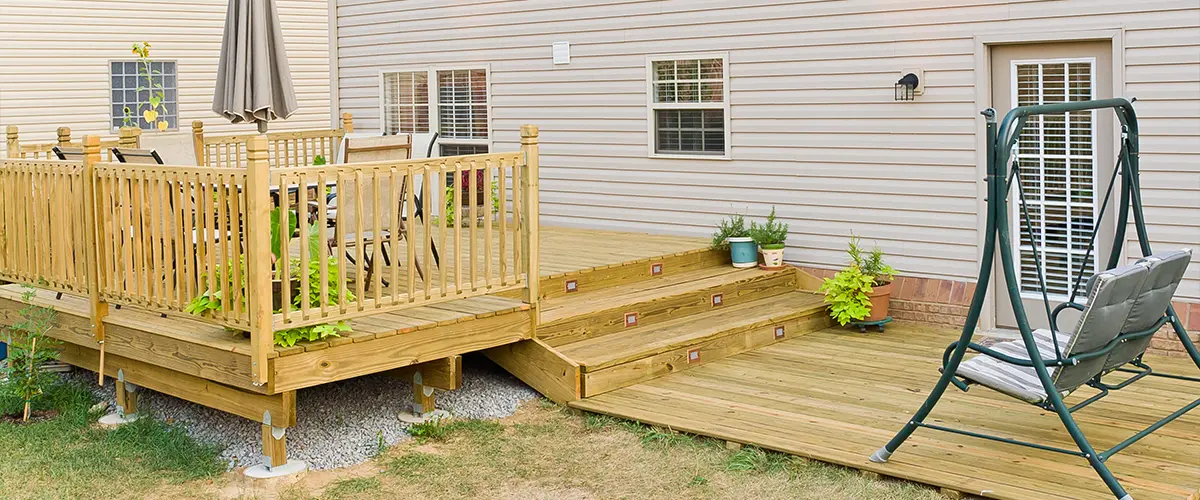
xmin=540 ymin=265 xmax=791 ymax=325
xmin=558 ymin=290 xmax=826 ymax=370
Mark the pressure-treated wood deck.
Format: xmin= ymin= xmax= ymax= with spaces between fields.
xmin=573 ymin=322 xmax=1200 ymax=500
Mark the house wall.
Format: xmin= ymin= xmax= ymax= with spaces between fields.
xmin=0 ymin=0 xmax=332 ymax=151
xmin=332 ymin=1 xmax=1200 ymax=309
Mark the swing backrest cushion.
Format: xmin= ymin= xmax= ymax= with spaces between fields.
xmin=1102 ymin=249 xmax=1193 ymax=372
xmin=1051 ymin=262 xmax=1150 ymax=391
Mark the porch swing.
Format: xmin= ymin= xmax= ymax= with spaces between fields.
xmin=868 ymin=98 xmax=1199 ymax=500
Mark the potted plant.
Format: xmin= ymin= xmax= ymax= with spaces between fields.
xmin=750 ymin=207 xmax=789 ymax=270
xmin=712 ymin=212 xmax=757 ymax=268
xmin=819 ymin=236 xmax=896 ymax=325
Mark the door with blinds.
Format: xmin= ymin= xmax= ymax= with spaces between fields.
xmin=990 ymin=42 xmax=1115 ymax=330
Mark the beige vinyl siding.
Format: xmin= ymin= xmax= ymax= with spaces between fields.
xmin=335 ymin=0 xmax=1200 ymax=300
xmin=0 ymin=0 xmax=331 ymax=150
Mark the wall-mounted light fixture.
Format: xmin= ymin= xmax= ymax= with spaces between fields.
xmin=895 ymin=68 xmax=924 ymax=101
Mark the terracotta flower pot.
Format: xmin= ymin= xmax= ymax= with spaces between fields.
xmin=865 ymin=282 xmax=893 ymax=322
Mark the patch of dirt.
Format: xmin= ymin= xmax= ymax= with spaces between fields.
xmin=1 ymin=409 xmax=58 ymax=423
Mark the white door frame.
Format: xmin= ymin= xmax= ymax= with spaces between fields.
xmin=971 ymin=29 xmax=1125 ymax=331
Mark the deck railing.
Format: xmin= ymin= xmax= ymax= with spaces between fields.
xmin=5 ymin=125 xmax=140 ymax=162
xmin=0 ymin=125 xmax=541 ymax=386
xmin=192 ymin=113 xmax=353 ymax=168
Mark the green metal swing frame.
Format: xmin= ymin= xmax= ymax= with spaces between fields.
xmin=869 ymin=98 xmax=1200 ymax=500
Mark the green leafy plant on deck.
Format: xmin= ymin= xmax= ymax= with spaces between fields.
xmin=710 ymin=211 xmax=750 ymax=250
xmin=819 ymin=235 xmax=896 ymax=325
xmin=184 ymin=208 xmax=355 ymax=347
xmin=1 ymin=286 xmax=62 ymax=421
xmin=748 ymin=207 xmax=789 ymax=249
xmin=440 ymin=180 xmax=501 ymax=226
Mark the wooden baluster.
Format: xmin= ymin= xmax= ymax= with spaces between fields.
xmin=354 ymin=171 xmax=366 ymax=310
xmin=336 ymin=172 xmax=348 ymax=314
xmin=406 ymin=167 xmax=416 ymax=301
xmin=438 ymin=167 xmax=448 ymax=297
xmin=422 ymin=163 xmax=433 ymax=300
xmin=520 ymin=125 xmax=540 ymax=311
xmin=498 ymin=161 xmax=508 ymax=285
xmin=469 ymin=159 xmax=478 ymax=291
xmin=389 ymin=170 xmax=401 ymax=304
xmin=230 ymin=174 xmax=244 ymax=321
xmin=245 ymin=136 xmax=273 ymax=386
xmin=181 ymin=171 xmax=196 ymax=302
xmin=484 ymin=159 xmax=493 ymax=287
xmin=453 ymin=161 xmax=463 ymax=294
xmin=217 ymin=171 xmax=231 ymax=321
xmin=298 ymin=171 xmax=310 ymax=321
xmin=279 ymin=172 xmax=292 ymax=323
xmin=317 ymin=170 xmax=330 ymax=316
xmin=371 ymin=173 xmax=383 ymax=304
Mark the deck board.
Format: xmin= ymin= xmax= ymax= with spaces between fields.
xmin=572 ymin=321 xmax=1200 ymax=500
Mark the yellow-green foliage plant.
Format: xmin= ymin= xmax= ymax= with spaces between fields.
xmin=819 ymin=236 xmax=895 ymax=325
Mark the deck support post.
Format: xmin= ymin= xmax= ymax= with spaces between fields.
xmin=245 ymin=410 xmax=307 ymax=478
xmin=81 ymin=136 xmax=110 ymax=385
xmin=395 ymin=356 xmax=460 ymax=423
xmin=245 ymin=135 xmax=274 ymax=386
xmin=520 ymin=125 xmax=540 ymax=328
xmin=99 ymin=369 xmax=140 ymax=425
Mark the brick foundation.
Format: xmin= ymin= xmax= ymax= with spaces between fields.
xmin=801 ymin=266 xmax=1198 ymax=357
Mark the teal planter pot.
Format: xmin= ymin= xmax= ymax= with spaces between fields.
xmin=728 ymin=237 xmax=758 ymax=268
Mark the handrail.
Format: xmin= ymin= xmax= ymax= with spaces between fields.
xmin=5 ymin=125 xmax=140 ymax=162
xmin=0 ymin=125 xmax=541 ymax=387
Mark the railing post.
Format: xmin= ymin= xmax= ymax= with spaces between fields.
xmin=191 ymin=121 xmax=206 ymax=166
xmin=341 ymin=112 xmax=354 ymax=133
xmin=245 ymin=135 xmax=274 ymax=386
xmin=118 ymin=126 xmax=141 ymax=149
xmin=6 ymin=125 xmax=19 ymax=158
xmin=81 ymin=135 xmax=110 ymax=384
xmin=57 ymin=127 xmax=72 ymax=148
xmin=519 ymin=125 xmax=540 ymax=319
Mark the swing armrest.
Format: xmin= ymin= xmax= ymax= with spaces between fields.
xmin=943 ymin=340 xmax=1072 ymax=369
xmin=1050 ymin=301 xmax=1086 ymax=334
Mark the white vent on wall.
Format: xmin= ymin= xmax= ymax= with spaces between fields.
xmin=552 ymin=42 xmax=570 ymax=65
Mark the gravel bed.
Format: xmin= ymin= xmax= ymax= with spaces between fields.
xmin=65 ymin=354 xmax=539 ymax=470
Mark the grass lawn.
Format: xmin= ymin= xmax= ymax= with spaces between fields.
xmin=0 ymin=378 xmax=225 ymax=500
xmin=253 ymin=400 xmax=946 ymax=500
xmin=0 ymin=382 xmax=946 ymax=500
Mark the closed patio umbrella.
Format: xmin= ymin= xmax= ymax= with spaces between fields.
xmin=212 ymin=0 xmax=297 ymax=133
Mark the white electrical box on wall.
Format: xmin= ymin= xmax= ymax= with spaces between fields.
xmin=552 ymin=41 xmax=570 ymax=65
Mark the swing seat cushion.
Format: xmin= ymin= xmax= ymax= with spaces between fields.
xmin=956 ymin=262 xmax=1150 ymax=404
xmin=1103 ymin=249 xmax=1192 ymax=372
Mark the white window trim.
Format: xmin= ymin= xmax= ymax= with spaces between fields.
xmin=645 ymin=52 xmax=731 ymax=160
xmin=377 ymin=64 xmax=492 ymax=151
xmin=108 ymin=58 xmax=180 ymax=132
xmin=1008 ymin=56 xmax=1099 ymax=301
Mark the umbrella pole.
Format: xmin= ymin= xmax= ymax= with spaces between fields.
xmin=258 ymin=121 xmax=268 ymax=134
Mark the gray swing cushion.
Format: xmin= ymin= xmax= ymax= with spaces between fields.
xmin=956 ymin=262 xmax=1150 ymax=404
xmin=1102 ymin=249 xmax=1192 ymax=372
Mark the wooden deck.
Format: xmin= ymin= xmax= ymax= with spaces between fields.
xmin=573 ymin=322 xmax=1200 ymax=500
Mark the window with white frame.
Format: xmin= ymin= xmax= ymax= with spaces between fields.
xmin=382 ymin=71 xmax=430 ymax=134
xmin=110 ymin=60 xmax=177 ymax=130
xmin=648 ymin=56 xmax=729 ymax=157
xmin=1011 ymin=58 xmax=1096 ymax=298
xmin=382 ymin=68 xmax=489 ymax=154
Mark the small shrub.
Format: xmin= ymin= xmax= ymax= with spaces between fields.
xmin=1 ymin=286 xmax=61 ymax=421
xmin=820 ymin=235 xmax=896 ymax=325
xmin=749 ymin=206 xmax=789 ymax=248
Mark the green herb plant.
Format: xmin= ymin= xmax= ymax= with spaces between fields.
xmin=749 ymin=207 xmax=789 ymax=249
xmin=1 ymin=285 xmax=61 ymax=421
xmin=711 ymin=211 xmax=750 ymax=250
xmin=819 ymin=235 xmax=896 ymax=325
xmin=441 ymin=180 xmax=501 ymax=226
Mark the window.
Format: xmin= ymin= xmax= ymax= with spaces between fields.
xmin=382 ymin=72 xmax=429 ymax=134
xmin=110 ymin=60 xmax=177 ymax=130
xmin=381 ymin=67 xmax=489 ymax=154
xmin=1011 ymin=58 xmax=1096 ymax=298
xmin=647 ymin=55 xmax=729 ymax=157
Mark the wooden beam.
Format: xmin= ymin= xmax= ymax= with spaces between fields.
xmin=271 ymin=310 xmax=530 ymax=393
xmin=485 ymin=338 xmax=580 ymax=404
xmin=388 ymin=355 xmax=462 ymax=391
xmin=245 ymin=135 xmax=273 ymax=386
xmin=57 ymin=342 xmax=296 ymax=427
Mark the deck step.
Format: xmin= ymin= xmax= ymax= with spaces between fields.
xmin=538 ymin=265 xmax=798 ymax=346
xmin=557 ymin=290 xmax=829 ymax=397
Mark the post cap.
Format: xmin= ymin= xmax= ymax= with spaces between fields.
xmin=192 ymin=120 xmax=204 ymax=130
xmin=82 ymin=135 xmax=101 ymax=147
xmin=6 ymin=125 xmax=17 ymax=136
xmin=520 ymin=124 xmax=539 ymax=138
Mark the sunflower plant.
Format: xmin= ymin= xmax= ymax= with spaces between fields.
xmin=121 ymin=42 xmax=170 ymax=131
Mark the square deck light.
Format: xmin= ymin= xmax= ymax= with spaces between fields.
xmin=624 ymin=312 xmax=639 ymax=327
xmin=565 ymin=280 xmax=578 ymax=293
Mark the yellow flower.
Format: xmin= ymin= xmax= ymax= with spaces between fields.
xmin=157 ymin=120 xmax=168 ymax=131
xmin=143 ymin=109 xmax=158 ymax=122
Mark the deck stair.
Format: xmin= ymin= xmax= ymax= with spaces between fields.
xmin=489 ymin=249 xmax=832 ymax=401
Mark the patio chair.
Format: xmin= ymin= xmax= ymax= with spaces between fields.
xmin=1100 ymin=249 xmax=1192 ymax=373
xmin=138 ymin=132 xmax=199 ymax=165
xmin=110 ymin=147 xmax=164 ymax=165
xmin=50 ymin=146 xmax=85 ymax=161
